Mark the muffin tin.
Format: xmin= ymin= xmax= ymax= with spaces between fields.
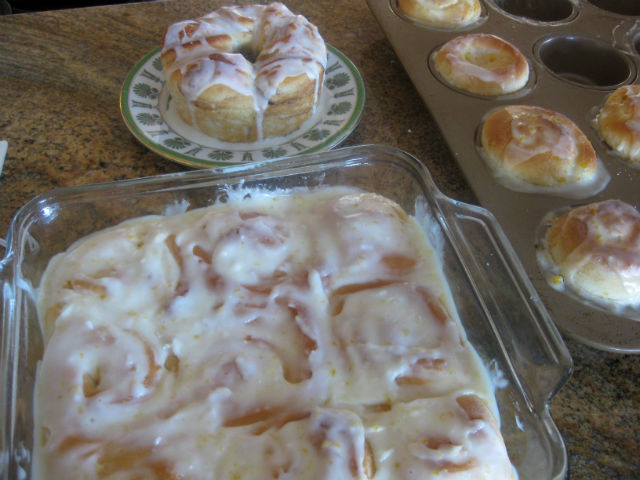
xmin=367 ymin=0 xmax=640 ymax=353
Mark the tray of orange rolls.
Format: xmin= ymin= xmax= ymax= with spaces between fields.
xmin=366 ymin=0 xmax=640 ymax=353
xmin=0 ymin=145 xmax=572 ymax=479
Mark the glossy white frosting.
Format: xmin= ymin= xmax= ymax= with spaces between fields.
xmin=34 ymin=187 xmax=516 ymax=479
xmin=504 ymin=108 xmax=577 ymax=166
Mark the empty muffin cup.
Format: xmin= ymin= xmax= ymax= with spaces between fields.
xmin=535 ymin=35 xmax=635 ymax=88
xmin=488 ymin=0 xmax=575 ymax=23
xmin=587 ymin=0 xmax=640 ymax=16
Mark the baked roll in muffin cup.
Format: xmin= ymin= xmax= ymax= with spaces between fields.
xmin=537 ymin=199 xmax=640 ymax=318
xmin=432 ymin=33 xmax=529 ymax=96
xmin=397 ymin=0 xmax=482 ymax=29
xmin=479 ymin=105 xmax=610 ymax=198
xmin=596 ymin=84 xmax=640 ymax=168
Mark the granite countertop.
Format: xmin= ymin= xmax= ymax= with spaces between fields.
xmin=0 ymin=0 xmax=638 ymax=478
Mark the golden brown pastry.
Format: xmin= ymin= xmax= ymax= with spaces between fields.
xmin=541 ymin=199 xmax=640 ymax=307
xmin=480 ymin=105 xmax=608 ymax=196
xmin=397 ymin=0 xmax=482 ymax=29
xmin=161 ymin=2 xmax=327 ymax=143
xmin=596 ymin=84 xmax=640 ymax=166
xmin=432 ymin=33 xmax=529 ymax=96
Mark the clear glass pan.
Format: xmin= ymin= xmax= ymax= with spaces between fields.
xmin=0 ymin=144 xmax=572 ymax=479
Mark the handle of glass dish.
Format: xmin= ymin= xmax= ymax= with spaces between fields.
xmin=0 ymin=237 xmax=14 ymax=359
xmin=0 ymin=237 xmax=13 ymax=469
xmin=1 ymin=238 xmax=8 ymax=324
xmin=436 ymin=195 xmax=573 ymax=412
xmin=1 ymin=236 xmax=11 ymax=341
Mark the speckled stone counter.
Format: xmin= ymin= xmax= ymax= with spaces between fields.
xmin=0 ymin=1 xmax=638 ymax=478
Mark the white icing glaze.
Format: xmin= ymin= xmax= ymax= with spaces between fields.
xmin=443 ymin=51 xmax=508 ymax=84
xmin=33 ymin=187 xmax=516 ymax=479
xmin=180 ymin=52 xmax=256 ymax=103
xmin=366 ymin=396 xmax=516 ymax=479
xmin=162 ymin=2 xmax=327 ymax=141
xmin=420 ymin=0 xmax=460 ymax=7
xmin=162 ymin=6 xmax=262 ymax=52
xmin=625 ymin=93 xmax=640 ymax=140
xmin=504 ymin=108 xmax=577 ymax=166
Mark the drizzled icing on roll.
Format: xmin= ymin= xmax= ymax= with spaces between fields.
xmin=33 ymin=187 xmax=517 ymax=479
xmin=161 ymin=3 xmax=327 ymax=143
xmin=504 ymin=109 xmax=578 ymax=166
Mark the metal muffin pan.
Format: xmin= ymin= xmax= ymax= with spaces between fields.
xmin=367 ymin=0 xmax=640 ymax=353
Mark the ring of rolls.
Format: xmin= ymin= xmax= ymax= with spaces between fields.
xmin=33 ymin=187 xmax=517 ymax=479
xmin=160 ymin=2 xmax=327 ymax=143
xmin=433 ymin=33 xmax=529 ymax=96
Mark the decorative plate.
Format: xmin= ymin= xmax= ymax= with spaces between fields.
xmin=120 ymin=45 xmax=365 ymax=168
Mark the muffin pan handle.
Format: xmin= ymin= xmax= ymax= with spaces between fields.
xmin=435 ymin=194 xmax=573 ymax=410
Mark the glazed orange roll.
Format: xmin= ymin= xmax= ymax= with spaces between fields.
xmin=33 ymin=321 xmax=165 ymax=477
xmin=480 ymin=105 xmax=609 ymax=197
xmin=433 ymin=33 xmax=529 ymax=96
xmin=540 ymin=199 xmax=640 ymax=307
xmin=398 ymin=0 xmax=482 ymax=28
xmin=37 ymin=322 xmax=162 ymax=417
xmin=317 ymin=192 xmax=424 ymax=289
xmin=327 ymin=282 xmax=492 ymax=405
xmin=36 ymin=217 xmax=182 ymax=340
xmin=365 ymin=394 xmax=517 ymax=479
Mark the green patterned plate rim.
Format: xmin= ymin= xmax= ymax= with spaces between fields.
xmin=120 ymin=45 xmax=365 ymax=168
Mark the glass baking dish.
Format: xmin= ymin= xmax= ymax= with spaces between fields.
xmin=0 ymin=144 xmax=572 ymax=480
